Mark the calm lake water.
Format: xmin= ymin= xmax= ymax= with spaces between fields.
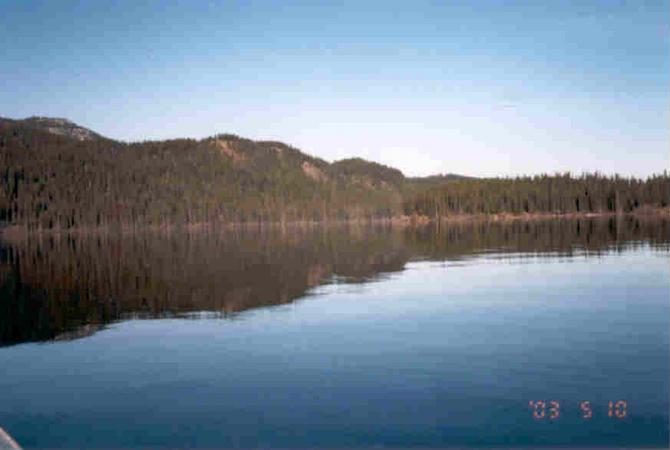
xmin=0 ymin=218 xmax=669 ymax=449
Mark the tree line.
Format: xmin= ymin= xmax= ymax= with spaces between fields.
xmin=0 ymin=119 xmax=404 ymax=230
xmin=405 ymin=173 xmax=669 ymax=218
xmin=0 ymin=117 xmax=668 ymax=231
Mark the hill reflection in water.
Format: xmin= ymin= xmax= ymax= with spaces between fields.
xmin=1 ymin=217 xmax=668 ymax=347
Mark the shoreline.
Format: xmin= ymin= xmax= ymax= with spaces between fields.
xmin=1 ymin=208 xmax=669 ymax=240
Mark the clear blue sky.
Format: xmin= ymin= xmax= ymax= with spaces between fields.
xmin=1 ymin=0 xmax=668 ymax=177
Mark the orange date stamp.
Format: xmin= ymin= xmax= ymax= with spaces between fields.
xmin=528 ymin=400 xmax=627 ymax=420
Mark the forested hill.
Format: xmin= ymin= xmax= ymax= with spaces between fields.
xmin=0 ymin=116 xmax=668 ymax=231
xmin=0 ymin=117 xmax=414 ymax=229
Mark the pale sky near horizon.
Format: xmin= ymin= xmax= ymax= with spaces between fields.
xmin=1 ymin=0 xmax=668 ymax=177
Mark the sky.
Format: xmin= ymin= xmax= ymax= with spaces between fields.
xmin=1 ymin=0 xmax=668 ymax=177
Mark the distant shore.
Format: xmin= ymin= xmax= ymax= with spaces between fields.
xmin=1 ymin=207 xmax=668 ymax=241
xmin=407 ymin=206 xmax=670 ymax=225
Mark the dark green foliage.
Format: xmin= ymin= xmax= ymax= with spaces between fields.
xmin=331 ymin=158 xmax=405 ymax=188
xmin=0 ymin=117 xmax=667 ymax=230
xmin=406 ymin=173 xmax=670 ymax=217
xmin=0 ymin=118 xmax=406 ymax=229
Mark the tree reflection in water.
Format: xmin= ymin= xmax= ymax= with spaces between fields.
xmin=1 ymin=217 xmax=668 ymax=347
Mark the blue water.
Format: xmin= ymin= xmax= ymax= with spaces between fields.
xmin=0 ymin=246 xmax=668 ymax=448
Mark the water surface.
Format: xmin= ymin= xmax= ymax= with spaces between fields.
xmin=1 ymin=218 xmax=668 ymax=448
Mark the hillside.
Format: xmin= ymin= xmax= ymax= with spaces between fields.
xmin=17 ymin=116 xmax=104 ymax=141
xmin=0 ymin=116 xmax=667 ymax=231
xmin=0 ymin=117 xmax=414 ymax=229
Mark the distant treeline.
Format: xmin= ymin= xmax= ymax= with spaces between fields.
xmin=0 ymin=117 xmax=668 ymax=230
xmin=406 ymin=174 xmax=670 ymax=218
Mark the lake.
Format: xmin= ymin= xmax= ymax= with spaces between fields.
xmin=0 ymin=217 xmax=668 ymax=449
